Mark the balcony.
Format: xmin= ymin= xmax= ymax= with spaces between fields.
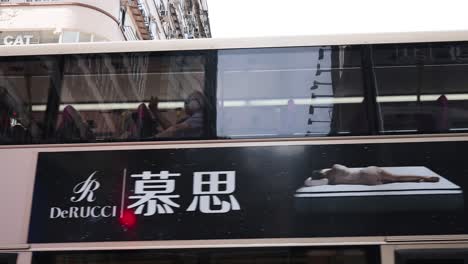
xmin=124 ymin=0 xmax=151 ymax=40
xmin=122 ymin=25 xmax=138 ymax=40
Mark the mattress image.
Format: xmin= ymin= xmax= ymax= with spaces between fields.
xmin=295 ymin=167 xmax=464 ymax=213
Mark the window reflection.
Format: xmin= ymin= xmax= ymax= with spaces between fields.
xmin=57 ymin=53 xmax=208 ymax=142
xmin=4 ymin=42 xmax=468 ymax=145
xmin=0 ymin=58 xmax=49 ymax=144
xmin=216 ymin=47 xmax=368 ymax=138
xmin=372 ymin=43 xmax=468 ymax=134
xmin=0 ymin=52 xmax=210 ymax=144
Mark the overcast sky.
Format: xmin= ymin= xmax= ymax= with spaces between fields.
xmin=207 ymin=0 xmax=468 ymax=38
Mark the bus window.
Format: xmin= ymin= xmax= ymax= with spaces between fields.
xmin=0 ymin=57 xmax=51 ymax=144
xmin=0 ymin=52 xmax=214 ymax=144
xmin=0 ymin=254 xmax=16 ymax=264
xmin=372 ymin=43 xmax=468 ymax=134
xmin=216 ymin=47 xmax=369 ymax=138
xmin=56 ymin=52 xmax=211 ymax=143
xmin=395 ymin=248 xmax=468 ymax=264
xmin=32 ymin=247 xmax=378 ymax=264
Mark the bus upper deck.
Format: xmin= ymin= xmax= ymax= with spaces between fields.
xmin=1 ymin=31 xmax=468 ymax=145
xmin=2 ymin=32 xmax=468 ymax=264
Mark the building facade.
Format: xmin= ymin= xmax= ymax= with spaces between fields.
xmin=0 ymin=0 xmax=211 ymax=45
xmin=120 ymin=0 xmax=211 ymax=40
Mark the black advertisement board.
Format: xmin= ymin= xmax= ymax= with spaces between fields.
xmin=29 ymin=141 xmax=468 ymax=243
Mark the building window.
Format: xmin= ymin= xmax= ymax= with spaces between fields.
xmin=150 ymin=21 xmax=158 ymax=39
xmin=61 ymin=31 xmax=80 ymax=43
xmin=120 ymin=8 xmax=126 ymax=26
xmin=59 ymin=31 xmax=108 ymax=43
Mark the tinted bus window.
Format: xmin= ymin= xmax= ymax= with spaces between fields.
xmin=58 ymin=53 xmax=211 ymax=142
xmin=0 ymin=52 xmax=214 ymax=144
xmin=216 ymin=47 xmax=369 ymax=138
xmin=396 ymin=249 xmax=468 ymax=264
xmin=0 ymin=57 xmax=51 ymax=144
xmin=33 ymin=247 xmax=378 ymax=264
xmin=5 ymin=41 xmax=468 ymax=145
xmin=0 ymin=254 xmax=16 ymax=264
xmin=372 ymin=42 xmax=468 ymax=134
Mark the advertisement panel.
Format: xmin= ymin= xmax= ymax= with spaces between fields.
xmin=29 ymin=141 xmax=467 ymax=243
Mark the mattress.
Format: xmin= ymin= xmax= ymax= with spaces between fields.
xmin=294 ymin=166 xmax=464 ymax=213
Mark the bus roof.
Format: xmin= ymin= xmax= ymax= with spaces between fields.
xmin=1 ymin=30 xmax=468 ymax=56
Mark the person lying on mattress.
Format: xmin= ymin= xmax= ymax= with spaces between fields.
xmin=304 ymin=164 xmax=440 ymax=186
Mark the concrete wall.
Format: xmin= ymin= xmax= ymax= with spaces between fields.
xmin=75 ymin=0 xmax=121 ymax=19
xmin=0 ymin=3 xmax=124 ymax=41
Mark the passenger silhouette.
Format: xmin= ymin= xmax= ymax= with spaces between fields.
xmin=56 ymin=105 xmax=94 ymax=142
xmin=155 ymin=91 xmax=206 ymax=138
xmin=435 ymin=94 xmax=449 ymax=132
xmin=135 ymin=103 xmax=155 ymax=139
xmin=0 ymin=103 xmax=11 ymax=143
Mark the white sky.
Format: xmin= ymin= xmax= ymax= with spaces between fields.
xmin=207 ymin=0 xmax=468 ymax=38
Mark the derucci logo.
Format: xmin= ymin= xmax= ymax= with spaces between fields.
xmin=47 ymin=168 xmax=241 ymax=220
xmin=49 ymin=172 xmax=118 ymax=219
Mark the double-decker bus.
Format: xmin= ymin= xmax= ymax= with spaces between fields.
xmin=2 ymin=31 xmax=468 ymax=264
